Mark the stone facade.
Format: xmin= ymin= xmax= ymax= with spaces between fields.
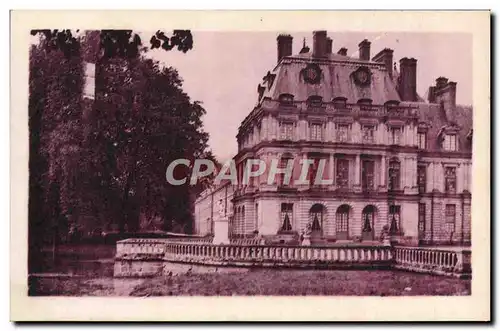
xmin=194 ymin=31 xmax=472 ymax=246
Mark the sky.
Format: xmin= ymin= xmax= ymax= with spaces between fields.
xmin=146 ymin=31 xmax=472 ymax=162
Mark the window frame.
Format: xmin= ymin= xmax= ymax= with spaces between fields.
xmin=444 ymin=166 xmax=457 ymax=194
xmin=309 ymin=123 xmax=323 ymax=141
xmin=418 ymin=131 xmax=427 ymax=149
xmin=336 ymin=158 xmax=350 ymax=188
xmin=280 ymin=203 xmax=293 ymax=232
xmin=279 ymin=121 xmax=295 ymax=140
xmin=362 ymin=125 xmax=376 ymax=144
xmin=336 ymin=123 xmax=350 ymax=143
xmin=443 ymin=134 xmax=458 ymax=151
xmin=389 ymin=126 xmax=403 ymax=145
xmin=388 ymin=159 xmax=401 ymax=191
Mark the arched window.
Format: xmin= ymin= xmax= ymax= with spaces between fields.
xmin=309 ymin=204 xmax=325 ymax=232
xmin=336 ymin=205 xmax=350 ymax=239
xmin=388 ymin=159 xmax=401 ymax=191
xmin=362 ymin=205 xmax=376 ymax=239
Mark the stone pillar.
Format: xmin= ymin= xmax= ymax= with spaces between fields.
xmin=354 ymin=154 xmax=361 ymax=189
xmin=457 ymin=164 xmax=464 ymax=193
xmin=327 ymin=153 xmax=334 ymax=185
xmin=428 ymin=162 xmax=435 ymax=191
xmin=380 ymin=156 xmax=386 ymax=188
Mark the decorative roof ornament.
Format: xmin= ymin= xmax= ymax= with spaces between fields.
xmin=299 ymin=37 xmax=310 ymax=54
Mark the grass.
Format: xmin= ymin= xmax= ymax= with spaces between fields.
xmin=30 ymin=269 xmax=471 ymax=296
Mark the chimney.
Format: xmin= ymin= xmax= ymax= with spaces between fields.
xmin=433 ymin=78 xmax=457 ymax=122
xmin=435 ymin=77 xmax=449 ymax=90
xmin=427 ymin=86 xmax=436 ymax=103
xmin=397 ymin=57 xmax=418 ymax=102
xmin=313 ymin=30 xmax=328 ymax=58
xmin=337 ymin=47 xmax=348 ymax=56
xmin=277 ymin=34 xmax=293 ymax=63
xmin=358 ymin=39 xmax=371 ymax=61
xmin=372 ymin=48 xmax=394 ymax=78
xmin=326 ymin=37 xmax=333 ymax=54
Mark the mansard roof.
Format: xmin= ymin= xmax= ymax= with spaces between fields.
xmin=404 ymin=101 xmax=473 ymax=152
xmin=261 ymin=51 xmax=401 ymax=105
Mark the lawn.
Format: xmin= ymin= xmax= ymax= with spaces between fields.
xmin=30 ymin=269 xmax=471 ymax=296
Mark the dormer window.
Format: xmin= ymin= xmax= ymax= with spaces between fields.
xmin=307 ymin=95 xmax=323 ymax=108
xmin=332 ymin=97 xmax=347 ymax=110
xmin=358 ymin=98 xmax=373 ymax=111
xmin=279 ymin=93 xmax=294 ymax=106
xmin=443 ymin=134 xmax=457 ymax=151
xmin=257 ymin=84 xmax=265 ymax=102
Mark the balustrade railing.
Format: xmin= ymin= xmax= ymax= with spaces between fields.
xmin=115 ymin=239 xmax=471 ymax=277
xmin=162 ymin=242 xmax=392 ymax=266
xmin=393 ymin=247 xmax=471 ymax=276
xmin=260 ymin=99 xmax=418 ymax=118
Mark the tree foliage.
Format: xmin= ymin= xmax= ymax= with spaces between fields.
xmin=29 ymin=29 xmax=212 ymax=271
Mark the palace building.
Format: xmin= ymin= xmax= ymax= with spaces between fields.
xmin=194 ymin=31 xmax=472 ymax=246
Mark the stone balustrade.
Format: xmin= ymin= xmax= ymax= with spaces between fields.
xmin=162 ymin=243 xmax=393 ymax=268
xmin=114 ymin=238 xmax=471 ymax=278
xmin=229 ymin=238 xmax=265 ymax=246
xmin=260 ymin=99 xmax=419 ymax=119
xmin=393 ymin=247 xmax=471 ymax=278
xmin=116 ymin=238 xmax=167 ymax=259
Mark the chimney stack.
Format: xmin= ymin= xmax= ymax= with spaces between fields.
xmin=372 ymin=48 xmax=394 ymax=78
xmin=358 ymin=39 xmax=371 ymax=61
xmin=313 ymin=30 xmax=328 ymax=58
xmin=277 ymin=34 xmax=293 ymax=63
xmin=435 ymin=77 xmax=449 ymax=90
xmin=337 ymin=47 xmax=348 ymax=56
xmin=432 ymin=77 xmax=457 ymax=121
xmin=397 ymin=57 xmax=418 ymax=102
xmin=326 ymin=37 xmax=333 ymax=54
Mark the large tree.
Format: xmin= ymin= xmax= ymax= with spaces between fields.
xmin=29 ymin=29 xmax=214 ymax=272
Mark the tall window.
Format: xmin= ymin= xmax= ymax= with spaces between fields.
xmin=417 ymin=165 xmax=427 ymax=194
xmin=310 ymin=123 xmax=323 ymax=141
xmin=280 ymin=203 xmax=293 ymax=232
xmin=278 ymin=157 xmax=292 ymax=186
xmin=361 ymin=160 xmax=375 ymax=190
xmin=389 ymin=205 xmax=401 ymax=234
xmin=310 ymin=204 xmax=325 ymax=232
xmin=336 ymin=159 xmax=349 ymax=188
xmin=336 ymin=124 xmax=350 ymax=142
xmin=336 ymin=205 xmax=350 ymax=237
xmin=445 ymin=204 xmax=456 ymax=233
xmin=445 ymin=166 xmax=457 ymax=193
xmin=280 ymin=122 xmax=294 ymax=140
xmin=362 ymin=125 xmax=375 ymax=144
xmin=308 ymin=158 xmax=321 ymax=186
xmin=418 ymin=203 xmax=426 ymax=234
xmin=388 ymin=159 xmax=401 ymax=191
xmin=362 ymin=205 xmax=376 ymax=234
xmin=443 ymin=134 xmax=457 ymax=151
xmin=390 ymin=127 xmax=402 ymax=145
xmin=83 ymin=62 xmax=96 ymax=99
xmin=418 ymin=132 xmax=427 ymax=149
